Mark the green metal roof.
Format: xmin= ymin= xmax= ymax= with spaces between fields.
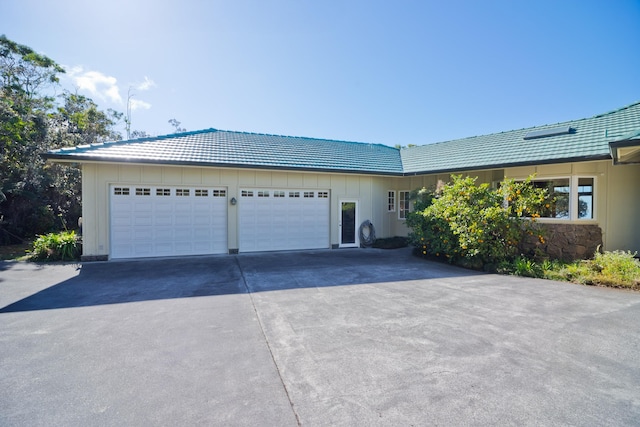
xmin=46 ymin=101 xmax=640 ymax=175
xmin=46 ymin=129 xmax=404 ymax=175
xmin=401 ymin=101 xmax=640 ymax=174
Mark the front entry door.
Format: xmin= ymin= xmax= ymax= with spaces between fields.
xmin=339 ymin=200 xmax=358 ymax=248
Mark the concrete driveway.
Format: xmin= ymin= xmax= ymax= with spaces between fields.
xmin=1 ymin=248 xmax=639 ymax=426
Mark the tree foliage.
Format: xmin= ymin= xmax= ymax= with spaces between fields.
xmin=406 ymin=175 xmax=548 ymax=268
xmin=168 ymin=118 xmax=186 ymax=133
xmin=0 ymin=35 xmax=122 ymax=243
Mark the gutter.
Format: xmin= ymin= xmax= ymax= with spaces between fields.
xmin=44 ymin=152 xmax=616 ymax=178
xmin=42 ymin=153 xmax=404 ymax=177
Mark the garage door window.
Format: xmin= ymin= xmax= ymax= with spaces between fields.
xmin=156 ymin=188 xmax=171 ymax=196
xmin=195 ymin=189 xmax=208 ymax=197
xmin=176 ymin=189 xmax=190 ymax=196
xmin=258 ymin=191 xmax=270 ymax=197
xmin=114 ymin=187 xmax=130 ymax=195
xmin=274 ymin=191 xmax=285 ymax=198
xmin=213 ymin=190 xmax=226 ymax=197
xmin=136 ymin=188 xmax=151 ymax=196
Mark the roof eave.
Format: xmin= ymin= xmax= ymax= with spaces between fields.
xmin=43 ymin=153 xmax=404 ymax=176
xmin=401 ymin=154 xmax=612 ymax=176
xmin=609 ymin=138 xmax=640 ymax=165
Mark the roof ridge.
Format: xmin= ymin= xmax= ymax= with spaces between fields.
xmin=111 ymin=127 xmax=399 ymax=151
xmin=592 ymin=100 xmax=640 ymax=118
xmin=211 ymin=129 xmax=398 ymax=150
xmin=126 ymin=128 xmax=219 ymax=142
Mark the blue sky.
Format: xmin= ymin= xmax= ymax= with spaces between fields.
xmin=2 ymin=0 xmax=639 ymax=146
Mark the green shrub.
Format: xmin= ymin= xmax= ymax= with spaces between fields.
xmin=513 ymin=257 xmax=542 ymax=278
xmin=30 ymin=230 xmax=81 ymax=261
xmin=407 ymin=175 xmax=547 ymax=267
xmin=591 ymin=250 xmax=640 ymax=288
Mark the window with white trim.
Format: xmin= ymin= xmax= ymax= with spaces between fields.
xmin=114 ymin=187 xmax=130 ymax=196
xmin=398 ymin=191 xmax=410 ymax=220
xmin=156 ymin=188 xmax=171 ymax=196
xmin=577 ymin=178 xmax=594 ymax=219
xmin=529 ymin=177 xmax=595 ymax=220
xmin=533 ymin=179 xmax=570 ymax=219
xmin=387 ymin=191 xmax=396 ymax=212
xmin=318 ymin=191 xmax=329 ymax=198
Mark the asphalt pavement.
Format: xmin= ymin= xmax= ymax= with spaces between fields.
xmin=1 ymin=248 xmax=639 ymax=426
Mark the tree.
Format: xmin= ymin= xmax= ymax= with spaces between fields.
xmin=168 ymin=118 xmax=186 ymax=133
xmin=0 ymin=36 xmax=122 ymax=243
xmin=49 ymin=91 xmax=122 ymax=146
xmin=406 ymin=175 xmax=548 ymax=268
xmin=43 ymin=91 xmax=123 ymax=232
xmin=0 ymin=35 xmax=65 ymax=241
xmin=130 ymin=129 xmax=150 ymax=139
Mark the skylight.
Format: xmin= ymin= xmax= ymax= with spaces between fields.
xmin=523 ymin=126 xmax=573 ymax=140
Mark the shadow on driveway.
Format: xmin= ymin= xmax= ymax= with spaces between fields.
xmin=0 ymin=248 xmax=474 ymax=313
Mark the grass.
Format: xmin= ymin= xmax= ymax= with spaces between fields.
xmin=498 ymin=250 xmax=640 ymax=290
xmin=0 ymin=242 xmax=32 ymax=261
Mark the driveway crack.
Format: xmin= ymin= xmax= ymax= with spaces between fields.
xmin=234 ymin=256 xmax=302 ymax=427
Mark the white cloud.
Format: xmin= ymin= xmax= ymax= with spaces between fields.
xmin=129 ymin=98 xmax=152 ymax=111
xmin=64 ymin=68 xmax=154 ymax=112
xmin=66 ymin=66 xmax=122 ymax=104
xmin=136 ymin=76 xmax=156 ymax=91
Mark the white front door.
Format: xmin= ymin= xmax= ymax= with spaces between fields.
xmin=339 ymin=200 xmax=358 ymax=248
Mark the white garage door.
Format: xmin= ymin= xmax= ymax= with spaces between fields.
xmin=110 ymin=185 xmax=228 ymax=259
xmin=239 ymin=189 xmax=330 ymax=252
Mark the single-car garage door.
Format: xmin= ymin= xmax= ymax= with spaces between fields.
xmin=239 ymin=189 xmax=330 ymax=252
xmin=110 ymin=185 xmax=228 ymax=259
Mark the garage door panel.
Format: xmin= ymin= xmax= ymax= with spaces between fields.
xmin=110 ymin=185 xmax=228 ymax=259
xmin=211 ymin=216 xmax=226 ymax=227
xmin=133 ymin=228 xmax=153 ymax=239
xmin=155 ymin=229 xmax=173 ymax=240
xmin=155 ymin=202 xmax=173 ymax=213
xmin=174 ymin=204 xmax=192 ymax=215
xmin=134 ymin=216 xmax=152 ymax=226
xmin=112 ymin=216 xmax=132 ymax=226
xmin=154 ymin=214 xmax=173 ymax=226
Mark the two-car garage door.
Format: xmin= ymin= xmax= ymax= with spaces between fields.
xmin=110 ymin=185 xmax=331 ymax=258
xmin=110 ymin=185 xmax=228 ymax=259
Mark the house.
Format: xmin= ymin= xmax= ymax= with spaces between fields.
xmin=45 ymin=101 xmax=640 ymax=261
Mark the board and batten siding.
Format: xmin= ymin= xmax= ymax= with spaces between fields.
xmin=81 ymin=163 xmax=399 ymax=258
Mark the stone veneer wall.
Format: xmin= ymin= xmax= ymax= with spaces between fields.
xmin=519 ymin=223 xmax=603 ymax=261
